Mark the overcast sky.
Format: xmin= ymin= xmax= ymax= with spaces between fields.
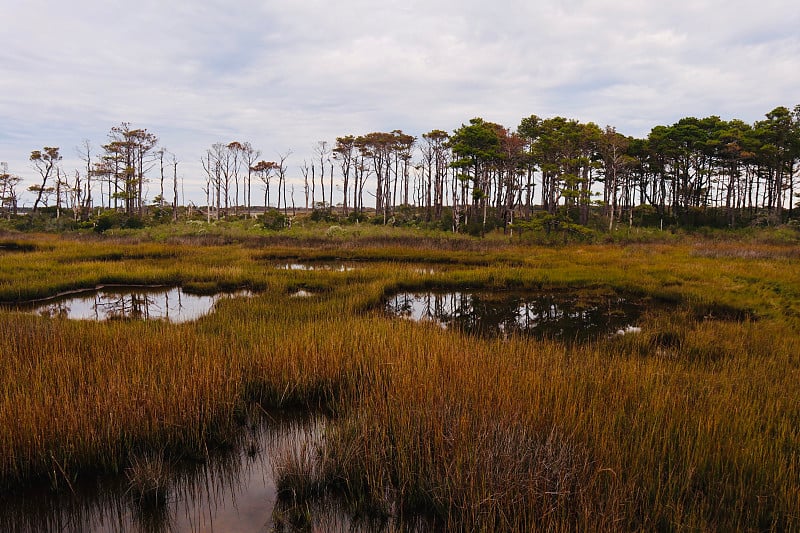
xmin=2 ymin=0 xmax=799 ymax=206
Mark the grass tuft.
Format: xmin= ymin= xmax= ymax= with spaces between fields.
xmin=125 ymin=453 xmax=171 ymax=508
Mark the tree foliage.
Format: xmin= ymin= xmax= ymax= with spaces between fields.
xmin=8 ymin=105 xmax=800 ymax=233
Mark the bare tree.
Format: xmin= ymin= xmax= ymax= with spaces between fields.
xmin=77 ymin=140 xmax=93 ymax=217
xmin=157 ymin=148 xmax=167 ymax=208
xmin=333 ymin=136 xmax=355 ymax=215
xmin=0 ymin=165 xmax=22 ymax=218
xmin=66 ymin=170 xmax=84 ymax=221
xmin=54 ymin=167 xmax=68 ymax=219
xmin=275 ymin=151 xmax=292 ymax=214
xmin=201 ymin=150 xmax=219 ymax=222
xmin=315 ymin=141 xmax=330 ymax=208
xmin=300 ymin=160 xmax=311 ymax=210
xmin=171 ymin=153 xmax=179 ymax=221
xmin=241 ymin=142 xmax=261 ymax=216
xmin=227 ymin=141 xmax=244 ymax=215
xmin=202 ymin=143 xmax=232 ymax=219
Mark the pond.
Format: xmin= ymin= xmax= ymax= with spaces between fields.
xmin=3 ymin=286 xmax=251 ymax=323
xmin=385 ymin=290 xmax=652 ymax=342
xmin=275 ymin=262 xmax=357 ymax=272
xmin=0 ymin=413 xmax=358 ymax=533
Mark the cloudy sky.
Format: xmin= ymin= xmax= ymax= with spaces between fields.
xmin=2 ymin=0 xmax=799 ymax=206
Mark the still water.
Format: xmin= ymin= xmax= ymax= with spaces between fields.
xmin=275 ymin=263 xmax=357 ymax=272
xmin=386 ymin=290 xmax=649 ymax=342
xmin=0 ymin=414 xmax=338 ymax=533
xmin=5 ymin=287 xmax=250 ymax=323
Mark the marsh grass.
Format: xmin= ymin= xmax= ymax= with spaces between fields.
xmin=283 ymin=315 xmax=799 ymax=530
xmin=0 ymin=233 xmax=798 ymax=530
xmin=125 ymin=452 xmax=172 ymax=508
xmin=0 ymin=239 xmax=41 ymax=252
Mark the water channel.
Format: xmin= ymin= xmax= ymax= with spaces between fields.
xmin=0 ymin=413 xmax=342 ymax=533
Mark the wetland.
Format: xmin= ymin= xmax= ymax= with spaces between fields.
xmin=0 ymin=229 xmax=798 ymax=531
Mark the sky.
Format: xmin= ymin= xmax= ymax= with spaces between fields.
xmin=2 ymin=0 xmax=799 ymax=207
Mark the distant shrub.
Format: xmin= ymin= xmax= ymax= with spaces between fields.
xmin=13 ymin=211 xmax=79 ymax=232
xmin=91 ymin=211 xmax=144 ymax=232
xmin=512 ymin=212 xmax=599 ymax=244
xmin=123 ymin=216 xmax=145 ymax=229
xmin=149 ymin=206 xmax=173 ymax=224
xmin=325 ymin=225 xmax=346 ymax=238
xmin=347 ymin=211 xmax=369 ymax=223
xmin=262 ymin=209 xmax=288 ymax=230
xmin=758 ymin=224 xmax=800 ymax=245
xmin=92 ymin=211 xmax=121 ymax=233
xmin=310 ymin=207 xmax=338 ymax=222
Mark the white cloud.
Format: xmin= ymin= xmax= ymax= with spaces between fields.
xmin=1 ymin=0 xmax=799 ymax=206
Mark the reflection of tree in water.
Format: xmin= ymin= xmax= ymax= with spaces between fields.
xmin=387 ymin=292 xmax=644 ymax=342
xmin=23 ymin=292 xmax=169 ymax=321
xmin=98 ymin=290 xmax=187 ymax=322
xmin=100 ymin=292 xmax=159 ymax=321
xmin=35 ymin=300 xmax=71 ymax=319
xmin=6 ymin=287 xmax=238 ymax=323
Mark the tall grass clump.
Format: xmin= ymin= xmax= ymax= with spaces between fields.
xmin=276 ymin=320 xmax=622 ymax=530
xmin=125 ymin=452 xmax=172 ymax=508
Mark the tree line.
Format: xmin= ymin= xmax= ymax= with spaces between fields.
xmin=2 ymin=105 xmax=799 ymax=232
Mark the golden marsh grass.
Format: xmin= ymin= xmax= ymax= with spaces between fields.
xmin=0 ymin=232 xmax=798 ymax=530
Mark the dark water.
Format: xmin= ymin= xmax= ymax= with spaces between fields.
xmin=3 ymin=287 xmax=250 ymax=323
xmin=0 ymin=414 xmax=338 ymax=533
xmin=385 ymin=290 xmax=650 ymax=342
